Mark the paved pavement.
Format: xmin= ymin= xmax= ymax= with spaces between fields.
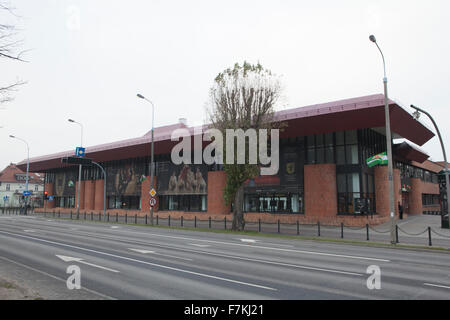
xmin=0 ymin=214 xmax=449 ymax=300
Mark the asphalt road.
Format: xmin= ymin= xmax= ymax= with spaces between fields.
xmin=0 ymin=215 xmax=449 ymax=300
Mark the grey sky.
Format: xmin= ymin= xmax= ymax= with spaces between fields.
xmin=1 ymin=0 xmax=449 ymax=171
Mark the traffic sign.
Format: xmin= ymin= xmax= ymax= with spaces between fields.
xmin=75 ymin=147 xmax=86 ymax=157
xmin=150 ymin=197 xmax=157 ymax=207
xmin=23 ymin=190 xmax=31 ymax=197
xmin=48 ymin=196 xmax=54 ymax=201
xmin=62 ymin=156 xmax=92 ymax=165
xmin=150 ymin=188 xmax=157 ymax=197
xmin=3 ymin=196 xmax=8 ymax=202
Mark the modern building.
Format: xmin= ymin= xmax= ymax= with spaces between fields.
xmin=17 ymin=94 xmax=443 ymax=226
xmin=0 ymin=163 xmax=45 ymax=208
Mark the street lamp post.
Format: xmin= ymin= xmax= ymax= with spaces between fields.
xmin=369 ymin=35 xmax=397 ymax=244
xmin=92 ymin=161 xmax=107 ymax=218
xmin=137 ymin=93 xmax=155 ymax=225
xmin=410 ymin=105 xmax=450 ymax=218
xmin=9 ymin=135 xmax=30 ymax=215
xmin=68 ymin=119 xmax=83 ymax=218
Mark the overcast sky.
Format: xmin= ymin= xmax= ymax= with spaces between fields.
xmin=1 ymin=0 xmax=449 ymax=171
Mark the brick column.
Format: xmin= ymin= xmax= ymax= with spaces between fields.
xmin=207 ymin=171 xmax=230 ymax=215
xmin=304 ymin=164 xmax=337 ymax=218
xmin=94 ymin=180 xmax=105 ymax=211
xmin=374 ymin=166 xmax=401 ymax=217
xmin=84 ymin=180 xmax=95 ymax=210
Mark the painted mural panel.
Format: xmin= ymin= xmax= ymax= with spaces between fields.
xmin=157 ymin=162 xmax=208 ymax=195
xmin=54 ymin=171 xmax=77 ymax=197
xmin=106 ymin=162 xmax=145 ymax=196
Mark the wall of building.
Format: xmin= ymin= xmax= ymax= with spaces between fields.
xmin=374 ymin=166 xmax=401 ymax=218
xmin=304 ymin=163 xmax=337 ymax=218
xmin=409 ymin=177 xmax=440 ymax=214
xmin=207 ymin=171 xmax=230 ymax=215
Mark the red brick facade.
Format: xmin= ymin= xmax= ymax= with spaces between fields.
xmin=37 ymin=163 xmax=441 ymax=227
xmin=409 ymin=177 xmax=440 ymax=215
xmin=207 ymin=171 xmax=230 ymax=215
xmin=304 ymin=164 xmax=337 ymax=218
xmin=374 ymin=166 xmax=401 ymax=218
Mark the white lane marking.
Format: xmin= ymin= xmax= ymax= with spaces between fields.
xmin=3 ymin=219 xmax=389 ymax=262
xmin=23 ymin=229 xmax=35 ymax=233
xmin=115 ymin=231 xmax=390 ymax=262
xmin=424 ymin=283 xmax=450 ymax=290
xmin=128 ymin=248 xmax=193 ymax=261
xmin=152 ymin=252 xmax=193 ymax=261
xmin=111 ymin=226 xmax=120 ymax=229
xmin=56 ymin=255 xmax=120 ymax=273
xmin=129 ymin=248 xmax=155 ymax=254
xmin=189 ymin=244 xmax=211 ymax=248
xmin=0 ymin=256 xmax=116 ymax=300
xmin=0 ymin=231 xmax=276 ymax=291
xmin=238 ymin=239 xmax=257 ymax=243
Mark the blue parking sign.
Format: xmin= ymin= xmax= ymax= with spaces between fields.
xmin=75 ymin=147 xmax=86 ymax=157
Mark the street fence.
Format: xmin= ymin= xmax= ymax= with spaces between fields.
xmin=2 ymin=208 xmax=450 ymax=248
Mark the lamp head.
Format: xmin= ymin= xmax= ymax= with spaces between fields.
xmin=137 ymin=93 xmax=145 ymax=99
xmin=412 ymin=110 xmax=421 ymax=120
xmin=9 ymin=135 xmax=15 ymax=138
xmin=68 ymin=119 xmax=75 ymax=123
xmin=369 ymin=35 xmax=377 ymax=43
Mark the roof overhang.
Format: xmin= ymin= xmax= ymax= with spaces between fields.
xmin=17 ymin=94 xmax=435 ymax=172
xmin=393 ymin=141 xmax=429 ymax=163
xmin=276 ymin=94 xmax=434 ymax=145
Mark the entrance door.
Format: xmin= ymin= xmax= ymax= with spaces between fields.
xmin=402 ymin=192 xmax=409 ymax=214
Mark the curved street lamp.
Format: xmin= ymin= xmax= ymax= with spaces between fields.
xmin=369 ymin=34 xmax=396 ymax=244
xmin=410 ymin=105 xmax=450 ymax=220
xmin=9 ymin=134 xmax=30 ymax=215
xmin=68 ymin=119 xmax=84 ymax=217
xmin=137 ymin=93 xmax=155 ymax=225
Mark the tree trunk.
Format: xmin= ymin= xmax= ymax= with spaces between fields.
xmin=232 ymin=185 xmax=245 ymax=231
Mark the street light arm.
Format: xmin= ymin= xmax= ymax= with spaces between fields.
xmin=374 ymin=42 xmax=387 ymax=80
xmin=92 ymin=161 xmax=107 ymax=217
xmin=68 ymin=119 xmax=84 ymax=147
xmin=410 ymin=104 xmax=448 ymax=167
xmin=410 ymin=104 xmax=450 ymax=216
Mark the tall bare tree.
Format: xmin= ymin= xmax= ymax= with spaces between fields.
xmin=1 ymin=0 xmax=26 ymax=105
xmin=207 ymin=62 xmax=283 ymax=231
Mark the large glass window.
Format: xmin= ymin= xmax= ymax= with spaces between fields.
xmin=243 ymin=193 xmax=304 ymax=214
xmin=159 ymin=195 xmax=207 ymax=212
xmin=108 ymin=196 xmax=141 ymax=210
xmin=55 ymin=196 xmax=75 ymax=208
xmin=337 ymin=173 xmax=374 ymax=215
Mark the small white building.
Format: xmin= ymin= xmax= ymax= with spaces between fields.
xmin=0 ymin=163 xmax=44 ymax=208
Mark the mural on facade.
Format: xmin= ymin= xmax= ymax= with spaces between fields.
xmin=280 ymin=146 xmax=303 ymax=186
xmin=158 ymin=162 xmax=207 ymax=195
xmin=54 ymin=171 xmax=77 ymax=197
xmin=106 ymin=162 xmax=145 ymax=196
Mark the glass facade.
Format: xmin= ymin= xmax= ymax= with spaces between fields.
xmin=158 ymin=195 xmax=207 ymax=212
xmin=43 ymin=127 xmax=442 ymax=217
xmin=242 ymin=129 xmax=381 ymax=215
xmin=244 ymin=193 xmax=303 ymax=213
xmin=108 ymin=196 xmax=141 ymax=210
